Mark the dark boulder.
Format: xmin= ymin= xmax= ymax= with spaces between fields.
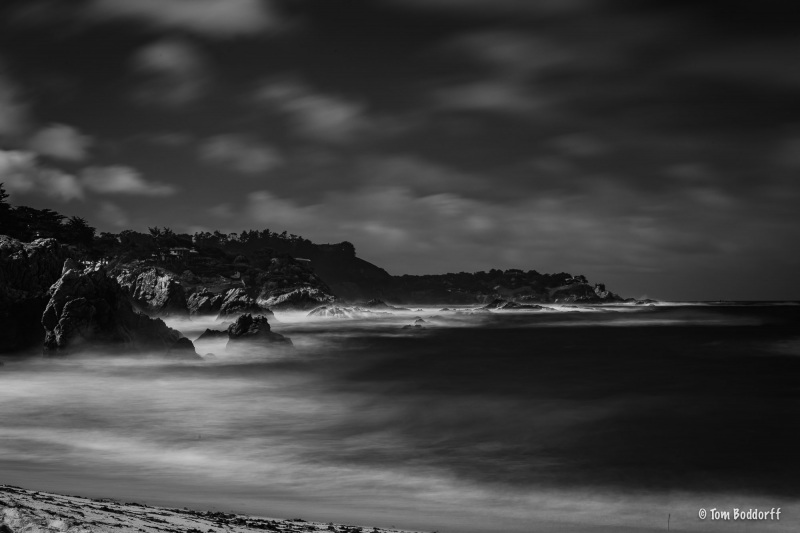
xmin=195 ymin=328 xmax=228 ymax=342
xmin=226 ymin=314 xmax=292 ymax=352
xmin=41 ymin=263 xmax=199 ymax=358
xmin=167 ymin=337 xmax=200 ymax=359
xmin=0 ymin=236 xmax=72 ymax=353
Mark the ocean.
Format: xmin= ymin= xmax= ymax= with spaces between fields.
xmin=1 ymin=304 xmax=799 ymax=532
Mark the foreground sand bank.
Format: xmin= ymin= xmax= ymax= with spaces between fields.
xmin=0 ymin=485 xmax=423 ymax=533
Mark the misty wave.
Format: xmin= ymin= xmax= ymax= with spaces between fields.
xmin=2 ymin=304 xmax=800 ymax=532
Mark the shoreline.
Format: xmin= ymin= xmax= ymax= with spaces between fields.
xmin=0 ymin=485 xmax=425 ymax=533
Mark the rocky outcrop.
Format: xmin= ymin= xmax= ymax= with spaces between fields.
xmin=549 ymin=283 xmax=622 ymax=303
xmin=41 ymin=263 xmax=199 ymax=358
xmin=187 ymin=289 xmax=225 ymax=316
xmin=259 ymin=287 xmax=335 ymax=311
xmin=116 ymin=266 xmax=189 ymax=317
xmin=226 ymin=314 xmax=292 ymax=352
xmin=217 ymin=288 xmax=269 ymax=319
xmin=195 ymin=328 xmax=228 ymax=342
xmin=167 ymin=337 xmax=197 ymax=356
xmin=0 ymin=236 xmax=72 ymax=353
xmin=360 ymin=299 xmax=409 ymax=311
xmin=401 ymin=317 xmax=428 ymax=330
xmin=454 ymin=308 xmax=492 ymax=315
xmin=482 ymin=298 xmax=546 ymax=310
xmin=307 ymin=305 xmax=378 ymax=319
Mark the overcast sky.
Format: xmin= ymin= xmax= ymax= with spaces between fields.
xmin=1 ymin=0 xmax=799 ymax=300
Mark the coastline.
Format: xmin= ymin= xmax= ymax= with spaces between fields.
xmin=0 ymin=485 xmax=424 ymax=533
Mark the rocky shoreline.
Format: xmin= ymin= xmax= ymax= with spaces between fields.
xmin=0 ymin=485 xmax=423 ymax=533
xmin=1 ymin=232 xmax=634 ymax=357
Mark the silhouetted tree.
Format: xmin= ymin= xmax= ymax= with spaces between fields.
xmin=63 ymin=216 xmax=96 ymax=247
xmin=0 ymin=183 xmax=13 ymax=235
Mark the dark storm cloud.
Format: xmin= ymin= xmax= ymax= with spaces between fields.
xmin=0 ymin=0 xmax=798 ymax=299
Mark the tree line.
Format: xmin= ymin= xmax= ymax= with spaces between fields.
xmin=0 ymin=183 xmax=96 ymax=246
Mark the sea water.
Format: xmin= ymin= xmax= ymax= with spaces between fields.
xmin=1 ymin=304 xmax=799 ymax=532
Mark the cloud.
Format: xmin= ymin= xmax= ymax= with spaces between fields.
xmin=131 ymin=38 xmax=209 ymax=106
xmin=433 ymin=80 xmax=544 ymax=114
xmin=27 ymin=123 xmax=93 ymax=161
xmin=86 ymin=0 xmax=281 ymax=37
xmin=356 ymin=155 xmax=488 ymax=197
xmin=431 ymin=31 xmax=574 ymax=115
xmin=0 ymin=150 xmax=84 ymax=201
xmin=97 ymin=201 xmax=129 ymax=228
xmin=447 ymin=31 xmax=574 ymax=77
xmin=223 ymin=147 xmax=789 ymax=299
xmin=80 ymin=166 xmax=177 ymax=196
xmin=199 ymin=134 xmax=283 ymax=174
xmin=254 ymin=78 xmax=372 ymax=143
xmin=0 ymin=65 xmax=31 ymax=140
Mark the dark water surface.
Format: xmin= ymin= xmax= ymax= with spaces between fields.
xmin=2 ymin=304 xmax=799 ymax=532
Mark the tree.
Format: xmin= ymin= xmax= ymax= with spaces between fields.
xmin=0 ymin=183 xmax=11 ymax=231
xmin=0 ymin=183 xmax=17 ymax=238
xmin=0 ymin=183 xmax=9 ymax=208
xmin=63 ymin=216 xmax=96 ymax=247
xmin=11 ymin=206 xmax=65 ymax=241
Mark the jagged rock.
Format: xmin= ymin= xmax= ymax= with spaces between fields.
xmin=195 ymin=328 xmax=227 ymax=342
xmin=168 ymin=337 xmax=200 ymax=358
xmin=482 ymin=298 xmax=546 ymax=310
xmin=307 ymin=305 xmax=374 ymax=319
xmin=263 ymin=289 xmax=330 ymax=311
xmin=361 ymin=299 xmax=409 ymax=311
xmin=414 ymin=318 xmax=426 ymax=325
xmin=549 ymin=282 xmax=622 ymax=303
xmin=259 ymin=287 xmax=335 ymax=311
xmin=226 ymin=314 xmax=292 ymax=352
xmin=187 ymin=289 xmax=225 ymax=316
xmin=402 ymin=324 xmax=424 ymax=330
xmin=116 ymin=267 xmax=189 ymax=317
xmin=0 ymin=236 xmax=72 ymax=353
xmin=217 ymin=288 xmax=264 ymax=319
xmin=62 ymin=257 xmax=80 ymax=275
xmin=41 ymin=263 xmax=199 ymax=358
xmin=455 ymin=308 xmax=492 ymax=315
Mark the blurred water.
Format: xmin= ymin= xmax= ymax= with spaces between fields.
xmin=1 ymin=305 xmax=799 ymax=532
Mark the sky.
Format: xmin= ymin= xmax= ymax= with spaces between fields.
xmin=0 ymin=0 xmax=799 ymax=301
